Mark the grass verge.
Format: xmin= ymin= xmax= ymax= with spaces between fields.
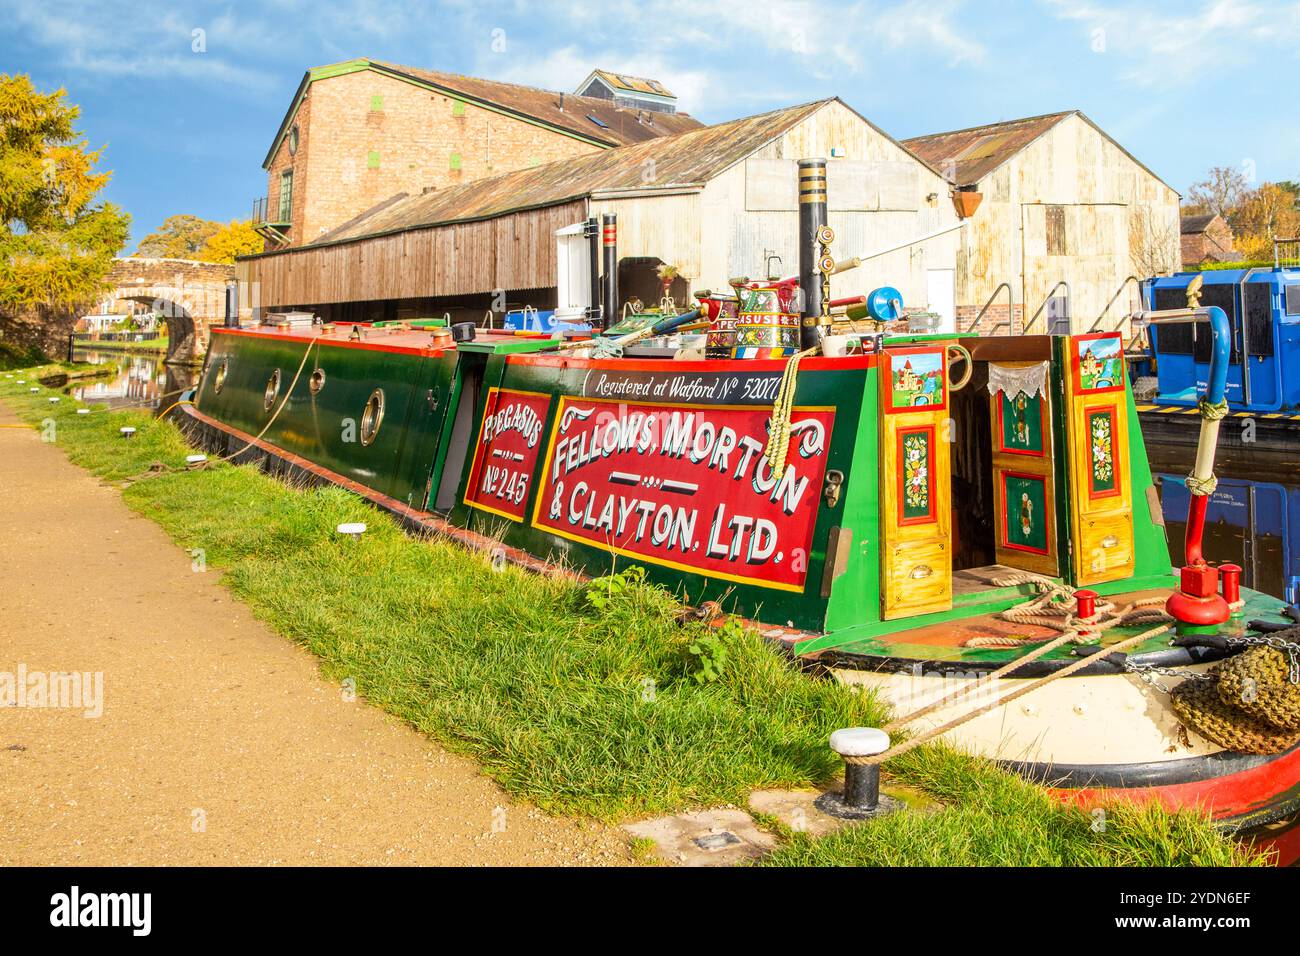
xmin=0 ymin=370 xmax=1268 ymax=866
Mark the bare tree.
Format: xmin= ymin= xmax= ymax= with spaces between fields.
xmin=1185 ymin=166 xmax=1249 ymax=219
xmin=1130 ymin=206 xmax=1179 ymax=278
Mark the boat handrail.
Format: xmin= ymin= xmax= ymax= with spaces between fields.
xmin=1023 ymin=280 xmax=1070 ymax=334
xmin=963 ymin=282 xmax=1015 ymax=335
xmin=1236 ymin=266 xmax=1268 ymax=407
xmin=1089 ymin=276 xmax=1142 ymax=333
xmin=1131 ymin=305 xmax=1231 ymax=571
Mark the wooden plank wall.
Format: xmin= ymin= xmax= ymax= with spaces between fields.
xmin=241 ymin=200 xmax=587 ymax=306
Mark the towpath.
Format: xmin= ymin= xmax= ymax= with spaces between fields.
xmin=0 ymin=400 xmax=626 ymax=865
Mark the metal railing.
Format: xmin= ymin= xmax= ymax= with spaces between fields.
xmin=1024 ymin=281 xmax=1071 ymax=334
xmin=252 ymin=196 xmax=269 ymax=225
xmin=1274 ymin=238 xmax=1300 ymax=270
xmin=963 ymin=282 xmax=1015 ymax=335
xmin=1089 ymin=276 xmax=1141 ymax=333
xmin=74 ymin=331 xmax=164 ymax=342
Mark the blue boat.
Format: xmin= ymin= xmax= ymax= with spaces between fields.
xmin=1135 ymin=267 xmax=1300 ymax=445
xmin=1144 ymin=268 xmax=1300 ymax=412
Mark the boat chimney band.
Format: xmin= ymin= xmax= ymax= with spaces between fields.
xmin=602 ymin=213 xmax=619 ymax=328
xmin=798 ymin=158 xmax=829 ymax=349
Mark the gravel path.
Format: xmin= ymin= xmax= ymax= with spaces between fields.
xmin=0 ymin=401 xmax=627 ymax=865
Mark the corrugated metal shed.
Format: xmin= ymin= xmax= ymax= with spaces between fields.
xmin=904 ymin=110 xmax=1176 ymax=195
xmin=903 ymin=112 xmax=1076 ymax=187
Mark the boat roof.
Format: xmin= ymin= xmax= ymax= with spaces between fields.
xmin=213 ymin=324 xmax=559 ymax=358
xmin=1152 ymin=268 xmax=1300 ymax=284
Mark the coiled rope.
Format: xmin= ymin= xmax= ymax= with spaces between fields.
xmin=1199 ymin=397 xmax=1229 ymax=421
xmin=960 ymin=570 xmax=1172 ymax=648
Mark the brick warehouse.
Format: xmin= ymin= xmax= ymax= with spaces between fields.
xmin=256 ymin=59 xmax=702 ymax=248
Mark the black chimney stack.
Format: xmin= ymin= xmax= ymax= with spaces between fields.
xmin=601 ymin=214 xmax=618 ymax=325
xmin=798 ymin=158 xmax=828 ymax=350
xmin=224 ymin=280 xmax=239 ymax=328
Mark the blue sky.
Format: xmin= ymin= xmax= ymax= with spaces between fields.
xmin=3 ymin=0 xmax=1296 ymax=249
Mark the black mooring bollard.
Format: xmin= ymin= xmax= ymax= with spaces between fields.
xmin=843 ymin=759 xmax=882 ymax=811
xmin=822 ymin=727 xmax=892 ymax=818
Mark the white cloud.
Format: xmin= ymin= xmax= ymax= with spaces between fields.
xmin=469 ymin=0 xmax=985 ymax=116
xmin=1041 ymin=0 xmax=1299 ymax=88
xmin=6 ymin=0 xmax=279 ymax=93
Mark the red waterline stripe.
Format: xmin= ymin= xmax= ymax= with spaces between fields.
xmin=1047 ymin=743 xmax=1300 ymax=823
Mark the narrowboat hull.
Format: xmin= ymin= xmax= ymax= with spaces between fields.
xmin=186 ymin=322 xmax=1300 ymax=862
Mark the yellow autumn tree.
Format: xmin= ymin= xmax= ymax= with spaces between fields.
xmin=1229 ymin=183 xmax=1300 ymax=261
xmin=198 ymin=219 xmax=263 ymax=263
xmin=0 ymin=74 xmax=130 ymax=313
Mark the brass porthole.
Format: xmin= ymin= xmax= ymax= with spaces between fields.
xmin=309 ymin=367 xmax=326 ymax=395
xmin=213 ymin=359 xmax=228 ymax=395
xmin=360 ymin=388 xmax=385 ymax=446
xmin=264 ymin=368 xmax=281 ymax=412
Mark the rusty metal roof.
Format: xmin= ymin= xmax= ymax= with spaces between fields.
xmin=904 ymin=110 xmax=1175 ymax=195
xmin=297 ymin=99 xmax=833 ymax=250
xmin=902 ymin=112 xmax=1075 ymax=187
xmin=373 ymin=61 xmax=701 ymax=146
xmin=589 ymin=69 xmax=675 ymax=99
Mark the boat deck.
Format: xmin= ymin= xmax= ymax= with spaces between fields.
xmin=815 ymin=586 xmax=1290 ymax=673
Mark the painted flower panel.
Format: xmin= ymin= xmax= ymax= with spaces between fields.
xmin=902 ymin=431 xmax=932 ymax=520
xmin=1089 ymin=411 xmax=1117 ymax=493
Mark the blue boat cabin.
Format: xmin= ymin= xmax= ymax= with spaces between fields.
xmin=1145 ymin=269 xmax=1300 ymax=413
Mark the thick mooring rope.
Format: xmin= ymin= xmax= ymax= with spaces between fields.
xmin=882 ymin=631 xmax=1080 ymax=733
xmin=870 ymin=626 xmax=1170 ymax=765
xmin=764 ymin=346 xmax=818 ymax=480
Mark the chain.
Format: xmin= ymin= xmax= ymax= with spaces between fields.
xmin=1127 ymin=663 xmax=1215 ymax=695
xmin=1128 ymin=634 xmax=1300 ymax=694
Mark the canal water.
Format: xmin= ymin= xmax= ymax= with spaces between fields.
xmin=59 ymin=349 xmax=1299 ymax=605
xmin=66 ymin=348 xmax=197 ymax=411
xmin=1150 ymin=443 xmax=1300 ymax=605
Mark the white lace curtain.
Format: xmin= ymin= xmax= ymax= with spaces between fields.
xmin=986 ymin=362 xmax=1050 ymax=399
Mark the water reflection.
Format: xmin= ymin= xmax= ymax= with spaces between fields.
xmin=1151 ymin=445 xmax=1300 ymax=605
xmin=68 ymin=349 xmax=197 ymax=411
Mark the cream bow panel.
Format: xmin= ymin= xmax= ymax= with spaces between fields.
xmin=986 ymin=361 xmax=1050 ymax=399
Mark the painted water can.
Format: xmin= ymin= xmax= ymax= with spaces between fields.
xmin=700 ymin=293 xmax=740 ymax=358
xmin=731 ymin=285 xmax=798 ymax=359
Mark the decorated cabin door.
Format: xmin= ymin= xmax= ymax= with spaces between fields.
xmin=1063 ymin=333 xmax=1135 ymax=586
xmin=988 ymin=363 xmax=1059 ymax=577
xmin=879 ymin=345 xmax=953 ymax=620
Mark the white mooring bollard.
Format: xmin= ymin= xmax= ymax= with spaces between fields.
xmin=815 ymin=727 xmax=898 ymax=820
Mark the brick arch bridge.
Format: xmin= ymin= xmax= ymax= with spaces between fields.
xmin=103 ymin=258 xmax=235 ymax=363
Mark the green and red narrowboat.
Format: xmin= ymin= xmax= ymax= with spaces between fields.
xmin=181 ymin=164 xmax=1299 ymax=862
